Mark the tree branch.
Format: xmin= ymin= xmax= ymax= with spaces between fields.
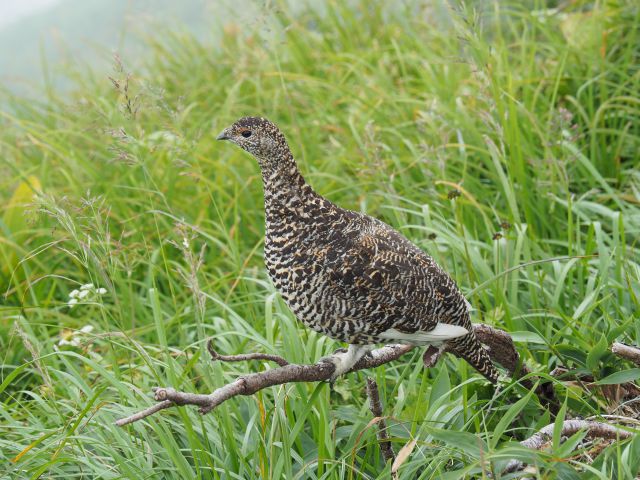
xmin=115 ymin=323 xmax=548 ymax=426
xmin=504 ymin=420 xmax=633 ymax=473
xmin=115 ymin=343 xmax=414 ymax=426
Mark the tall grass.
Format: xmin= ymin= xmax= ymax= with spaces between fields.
xmin=1 ymin=1 xmax=639 ymax=478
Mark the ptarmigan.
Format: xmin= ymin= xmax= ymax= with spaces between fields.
xmin=217 ymin=116 xmax=499 ymax=383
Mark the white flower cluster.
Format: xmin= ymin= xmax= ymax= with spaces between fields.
xmin=67 ymin=283 xmax=107 ymax=308
xmin=58 ymin=325 xmax=94 ymax=347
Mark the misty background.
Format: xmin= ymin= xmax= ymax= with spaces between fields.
xmin=0 ymin=0 xmax=265 ymax=95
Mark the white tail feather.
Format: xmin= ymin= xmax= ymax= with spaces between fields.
xmin=378 ymin=323 xmax=469 ymax=344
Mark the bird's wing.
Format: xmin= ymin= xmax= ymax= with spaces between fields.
xmin=321 ymin=215 xmax=467 ymax=336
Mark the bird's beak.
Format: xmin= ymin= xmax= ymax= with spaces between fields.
xmin=216 ymin=129 xmax=230 ymax=141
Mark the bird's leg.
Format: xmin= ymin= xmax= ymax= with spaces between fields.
xmin=319 ymin=344 xmax=373 ymax=382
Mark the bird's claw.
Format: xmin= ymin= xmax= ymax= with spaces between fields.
xmin=318 ymin=355 xmax=343 ymax=384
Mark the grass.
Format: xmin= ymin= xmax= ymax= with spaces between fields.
xmin=1 ymin=1 xmax=640 ymax=478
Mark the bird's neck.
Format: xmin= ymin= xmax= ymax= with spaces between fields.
xmin=259 ymin=152 xmax=319 ymax=219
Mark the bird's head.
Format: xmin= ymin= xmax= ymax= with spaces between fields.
xmin=216 ymin=117 xmax=292 ymax=168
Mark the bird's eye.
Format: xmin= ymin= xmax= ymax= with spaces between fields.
xmin=241 ymin=130 xmax=252 ymax=138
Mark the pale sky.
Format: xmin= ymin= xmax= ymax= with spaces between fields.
xmin=0 ymin=0 xmax=60 ymax=30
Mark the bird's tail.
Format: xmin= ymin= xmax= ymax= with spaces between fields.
xmin=448 ymin=330 xmax=499 ymax=384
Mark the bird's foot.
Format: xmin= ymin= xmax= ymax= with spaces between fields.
xmin=319 ymin=352 xmax=355 ymax=384
xmin=319 ymin=345 xmax=373 ymax=383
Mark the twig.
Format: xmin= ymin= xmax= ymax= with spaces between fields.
xmin=504 ymin=420 xmax=633 ymax=473
xmin=611 ymin=343 xmax=640 ymax=366
xmin=586 ymin=414 xmax=640 ymax=427
xmin=207 ymin=339 xmax=289 ymax=366
xmin=365 ymin=378 xmax=395 ymax=464
xmin=115 ymin=400 xmax=174 ymax=427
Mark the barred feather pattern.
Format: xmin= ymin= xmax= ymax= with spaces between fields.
xmin=220 ymin=117 xmax=499 ymax=384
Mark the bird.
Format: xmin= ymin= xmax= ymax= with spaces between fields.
xmin=217 ymin=116 xmax=499 ymax=384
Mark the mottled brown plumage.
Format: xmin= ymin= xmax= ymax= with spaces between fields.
xmin=217 ymin=117 xmax=499 ymax=383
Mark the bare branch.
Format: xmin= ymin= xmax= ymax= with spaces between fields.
xmin=115 ymin=324 xmax=557 ymax=426
xmin=521 ymin=420 xmax=631 ymax=449
xmin=365 ymin=378 xmax=395 ymax=464
xmin=116 ymin=343 xmax=414 ymax=425
xmin=612 ymin=342 xmax=640 ymax=367
xmin=504 ymin=420 xmax=633 ymax=473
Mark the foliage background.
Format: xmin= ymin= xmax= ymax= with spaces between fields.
xmin=1 ymin=1 xmax=639 ymax=478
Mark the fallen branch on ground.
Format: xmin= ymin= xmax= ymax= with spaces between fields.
xmin=611 ymin=342 xmax=640 ymax=366
xmin=115 ymin=323 xmax=539 ymax=427
xmin=550 ymin=366 xmax=640 ymax=401
xmin=504 ymin=420 xmax=633 ymax=473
